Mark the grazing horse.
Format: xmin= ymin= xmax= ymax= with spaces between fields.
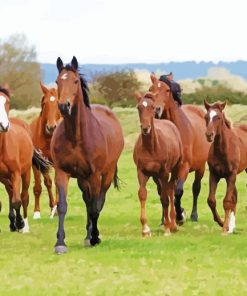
xmin=30 ymin=82 xmax=61 ymax=219
xmin=149 ymin=74 xmax=211 ymax=223
xmin=51 ymin=56 xmax=124 ymax=254
xmin=204 ymin=100 xmax=247 ymax=233
xmin=0 ymin=86 xmax=50 ymax=232
xmin=133 ymin=92 xmax=183 ymax=236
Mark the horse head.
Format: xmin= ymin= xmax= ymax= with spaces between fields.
xmin=40 ymin=82 xmax=61 ymax=136
xmin=204 ymin=99 xmax=228 ymax=142
xmin=135 ymin=91 xmax=155 ymax=136
xmin=148 ymin=74 xmax=172 ymax=119
xmin=0 ymin=86 xmax=10 ymax=132
xmin=56 ymin=56 xmax=90 ymax=116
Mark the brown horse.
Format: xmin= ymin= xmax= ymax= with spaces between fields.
xmin=30 ymin=82 xmax=61 ymax=219
xmin=149 ymin=74 xmax=211 ymax=223
xmin=204 ymin=100 xmax=247 ymax=233
xmin=50 ymin=57 xmax=124 ymax=254
xmin=0 ymin=86 xmax=50 ymax=232
xmin=133 ymin=92 xmax=183 ymax=236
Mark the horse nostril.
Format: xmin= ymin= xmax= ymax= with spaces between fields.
xmin=67 ymin=101 xmax=71 ymax=109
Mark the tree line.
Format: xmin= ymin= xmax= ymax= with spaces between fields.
xmin=1 ymin=34 xmax=247 ymax=109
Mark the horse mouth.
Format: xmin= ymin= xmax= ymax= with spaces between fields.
xmin=206 ymin=135 xmax=214 ymax=142
xmin=0 ymin=122 xmax=10 ymax=133
xmin=142 ymin=127 xmax=151 ymax=136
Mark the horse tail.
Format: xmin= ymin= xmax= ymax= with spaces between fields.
xmin=113 ymin=166 xmax=120 ymax=190
xmin=32 ymin=149 xmax=51 ymax=175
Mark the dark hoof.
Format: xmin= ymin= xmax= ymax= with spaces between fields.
xmin=176 ymin=209 xmax=186 ymax=225
xmin=10 ymin=225 xmax=17 ymax=232
xmin=190 ymin=213 xmax=198 ymax=222
xmin=90 ymin=237 xmax=101 ymax=246
xmin=16 ymin=220 xmax=24 ymax=231
xmin=54 ymin=245 xmax=67 ymax=254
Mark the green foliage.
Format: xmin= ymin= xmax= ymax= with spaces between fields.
xmin=90 ymin=71 xmax=142 ymax=107
xmin=183 ymin=85 xmax=247 ymax=105
xmin=0 ymin=34 xmax=42 ymax=109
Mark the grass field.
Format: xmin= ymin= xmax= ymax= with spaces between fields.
xmin=1 ymin=105 xmax=247 ymax=295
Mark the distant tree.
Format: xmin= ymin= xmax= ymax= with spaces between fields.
xmin=91 ymin=70 xmax=142 ymax=107
xmin=0 ymin=34 xmax=42 ymax=109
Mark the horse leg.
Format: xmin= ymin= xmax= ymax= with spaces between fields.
xmin=2 ymin=179 xmax=16 ymax=231
xmin=169 ymin=167 xmax=179 ymax=232
xmin=152 ymin=176 xmax=163 ymax=225
xmin=43 ymin=173 xmax=57 ymax=218
xmin=174 ymin=163 xmax=190 ymax=224
xmin=223 ymin=173 xmax=237 ymax=234
xmin=137 ymin=169 xmax=150 ymax=237
xmin=11 ymin=171 xmax=24 ymax=231
xmin=207 ymin=172 xmax=223 ymax=227
xmin=54 ymin=168 xmax=69 ymax=254
xmin=20 ymin=170 xmax=31 ymax=233
xmin=32 ymin=165 xmax=42 ymax=219
xmin=228 ymin=186 xmax=237 ymax=233
xmin=191 ymin=166 xmax=205 ymax=222
xmin=159 ymin=174 xmax=170 ymax=235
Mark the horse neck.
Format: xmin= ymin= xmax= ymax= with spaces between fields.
xmin=163 ymin=99 xmax=188 ymax=129
xmin=141 ymin=120 xmax=157 ymax=152
xmin=63 ymin=89 xmax=88 ymax=144
xmin=213 ymin=120 xmax=230 ymax=156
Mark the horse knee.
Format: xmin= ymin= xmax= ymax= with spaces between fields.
xmin=33 ymin=185 xmax=42 ymax=197
xmin=207 ymin=197 xmax=216 ymax=209
xmin=138 ymin=188 xmax=147 ymax=201
xmin=44 ymin=177 xmax=52 ymax=188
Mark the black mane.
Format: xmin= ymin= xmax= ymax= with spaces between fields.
xmin=64 ymin=64 xmax=90 ymax=108
xmin=159 ymin=75 xmax=182 ymax=106
xmin=0 ymin=86 xmax=10 ymax=98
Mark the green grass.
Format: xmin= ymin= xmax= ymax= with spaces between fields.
xmin=1 ymin=105 xmax=247 ymax=295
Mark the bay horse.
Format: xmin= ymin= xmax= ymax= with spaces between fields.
xmin=149 ymin=74 xmax=211 ymax=223
xmin=51 ymin=56 xmax=124 ymax=254
xmin=0 ymin=86 xmax=50 ymax=233
xmin=30 ymin=82 xmax=61 ymax=219
xmin=204 ymin=100 xmax=247 ymax=233
xmin=133 ymin=92 xmax=183 ymax=236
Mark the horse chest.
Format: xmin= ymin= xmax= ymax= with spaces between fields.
xmin=139 ymin=158 xmax=161 ymax=174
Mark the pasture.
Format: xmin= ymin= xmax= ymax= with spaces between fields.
xmin=0 ymin=105 xmax=247 ymax=295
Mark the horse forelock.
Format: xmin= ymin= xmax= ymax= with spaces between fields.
xmin=60 ymin=64 xmax=90 ymax=109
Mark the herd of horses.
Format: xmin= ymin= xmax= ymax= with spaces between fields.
xmin=0 ymin=56 xmax=246 ymax=254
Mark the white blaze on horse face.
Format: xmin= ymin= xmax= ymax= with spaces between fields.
xmin=142 ymin=101 xmax=148 ymax=107
xmin=61 ymin=73 xmax=68 ymax=80
xmin=209 ymin=110 xmax=217 ymax=122
xmin=0 ymin=95 xmax=9 ymax=130
xmin=50 ymin=96 xmax=55 ymax=102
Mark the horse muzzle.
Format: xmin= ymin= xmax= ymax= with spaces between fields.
xmin=58 ymin=101 xmax=72 ymax=116
xmin=45 ymin=124 xmax=57 ymax=135
xmin=0 ymin=121 xmax=10 ymax=133
xmin=205 ymin=132 xmax=215 ymax=142
xmin=141 ymin=126 xmax=151 ymax=136
xmin=155 ymin=107 xmax=163 ymax=119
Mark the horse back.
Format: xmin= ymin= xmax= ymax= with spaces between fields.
xmin=234 ymin=124 xmax=247 ymax=172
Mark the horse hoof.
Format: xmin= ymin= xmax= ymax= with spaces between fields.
xmin=170 ymin=225 xmax=178 ymax=233
xmin=84 ymin=239 xmax=91 ymax=247
xmin=142 ymin=231 xmax=151 ymax=238
xmin=190 ymin=213 xmax=198 ymax=222
xmin=164 ymin=230 xmax=171 ymax=236
xmin=33 ymin=211 xmax=41 ymax=219
xmin=90 ymin=238 xmax=101 ymax=246
xmin=10 ymin=226 xmax=17 ymax=232
xmin=54 ymin=245 xmax=67 ymax=254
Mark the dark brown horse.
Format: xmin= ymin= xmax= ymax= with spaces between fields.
xmin=0 ymin=86 xmax=50 ymax=232
xmin=149 ymin=74 xmax=211 ymax=223
xmin=30 ymin=82 xmax=61 ymax=219
xmin=133 ymin=92 xmax=183 ymax=236
xmin=204 ymin=100 xmax=247 ymax=233
xmin=51 ymin=57 xmax=124 ymax=254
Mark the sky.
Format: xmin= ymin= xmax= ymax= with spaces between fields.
xmin=1 ymin=0 xmax=247 ymax=64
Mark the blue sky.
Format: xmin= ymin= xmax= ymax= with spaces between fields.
xmin=1 ymin=0 xmax=247 ymax=64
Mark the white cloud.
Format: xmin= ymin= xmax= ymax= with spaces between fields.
xmin=1 ymin=0 xmax=247 ymax=63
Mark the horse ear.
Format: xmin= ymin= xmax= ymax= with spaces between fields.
xmin=71 ymin=56 xmax=78 ymax=70
xmin=56 ymin=57 xmax=64 ymax=73
xmin=40 ymin=81 xmax=49 ymax=95
xmin=204 ymin=99 xmax=211 ymax=110
xmin=150 ymin=73 xmax=158 ymax=84
xmin=134 ymin=91 xmax=142 ymax=103
xmin=219 ymin=101 xmax=226 ymax=111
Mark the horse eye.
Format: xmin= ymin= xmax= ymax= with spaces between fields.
xmin=75 ymin=79 xmax=79 ymax=84
xmin=55 ymin=80 xmax=58 ymax=84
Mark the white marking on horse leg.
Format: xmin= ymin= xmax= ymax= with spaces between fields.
xmin=143 ymin=224 xmax=151 ymax=234
xmin=33 ymin=211 xmax=41 ymax=219
xmin=50 ymin=205 xmax=57 ymax=218
xmin=22 ymin=218 xmax=30 ymax=233
xmin=228 ymin=212 xmax=236 ymax=233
